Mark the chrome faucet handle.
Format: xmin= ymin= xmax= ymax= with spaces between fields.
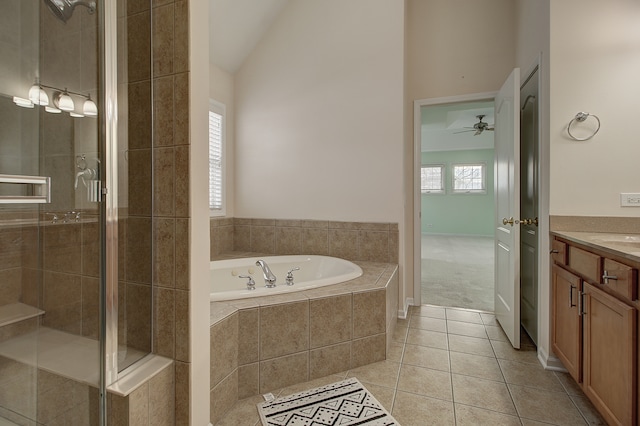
xmin=67 ymin=211 xmax=81 ymax=222
xmin=239 ymin=275 xmax=256 ymax=290
xmin=285 ymin=267 xmax=300 ymax=286
xmin=45 ymin=212 xmax=59 ymax=224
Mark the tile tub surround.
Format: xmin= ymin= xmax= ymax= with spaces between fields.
xmin=209 ymin=262 xmax=398 ymax=424
xmin=210 ymin=218 xmax=399 ymax=264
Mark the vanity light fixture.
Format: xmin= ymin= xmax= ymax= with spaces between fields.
xmin=28 ymin=83 xmax=50 ymax=106
xmin=83 ymin=96 xmax=98 ymax=117
xmin=16 ymin=82 xmax=97 ymax=118
xmin=55 ymin=89 xmax=75 ymax=112
xmin=13 ymin=96 xmax=35 ymax=108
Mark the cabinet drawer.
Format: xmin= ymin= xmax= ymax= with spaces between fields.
xmin=602 ymin=258 xmax=638 ymax=301
xmin=552 ymin=239 xmax=567 ymax=265
xmin=568 ymin=246 xmax=602 ymax=284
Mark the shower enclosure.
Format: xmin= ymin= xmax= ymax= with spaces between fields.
xmin=0 ymin=0 xmax=153 ymax=423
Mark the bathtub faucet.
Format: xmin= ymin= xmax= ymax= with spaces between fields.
xmin=256 ymin=260 xmax=277 ymax=288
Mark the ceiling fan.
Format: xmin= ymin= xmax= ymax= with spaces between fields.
xmin=454 ymin=114 xmax=495 ymax=136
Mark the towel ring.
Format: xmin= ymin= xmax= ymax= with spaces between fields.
xmin=567 ymin=112 xmax=600 ymax=141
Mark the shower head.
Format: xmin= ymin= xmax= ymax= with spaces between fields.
xmin=44 ymin=0 xmax=96 ymax=23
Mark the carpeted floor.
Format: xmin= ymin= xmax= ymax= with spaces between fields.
xmin=421 ymin=234 xmax=494 ymax=312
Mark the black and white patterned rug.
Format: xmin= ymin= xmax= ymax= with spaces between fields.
xmin=257 ymin=377 xmax=398 ymax=425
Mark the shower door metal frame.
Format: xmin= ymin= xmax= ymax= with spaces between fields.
xmin=98 ymin=0 xmax=119 ymax=423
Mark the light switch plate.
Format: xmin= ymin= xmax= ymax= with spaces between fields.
xmin=620 ymin=193 xmax=640 ymax=207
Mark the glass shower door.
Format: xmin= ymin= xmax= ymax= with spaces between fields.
xmin=0 ymin=0 xmax=103 ymax=423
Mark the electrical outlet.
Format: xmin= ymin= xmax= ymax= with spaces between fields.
xmin=620 ymin=193 xmax=640 ymax=207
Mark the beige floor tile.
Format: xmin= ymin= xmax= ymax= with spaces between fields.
xmin=410 ymin=316 xmax=447 ymax=332
xmin=386 ymin=342 xmax=404 ymax=362
xmin=392 ymin=325 xmax=408 ymax=343
xmin=391 ymin=391 xmax=455 ymax=426
xmin=448 ymin=334 xmax=495 ymax=357
xmin=520 ymin=419 xmax=555 ymax=426
xmin=449 ymin=351 xmax=503 ymax=381
xmin=397 ymin=364 xmax=452 ymax=401
xmin=454 ymin=403 xmax=522 ymax=426
xmin=485 ymin=324 xmax=509 ymax=342
xmin=346 ymin=360 xmax=400 ymax=389
xmin=498 ymin=359 xmax=564 ymax=392
xmin=570 ymin=394 xmax=607 ymax=425
xmin=554 ymin=371 xmax=583 ymax=396
xmin=445 ymin=309 xmax=484 ymax=324
xmin=490 ymin=340 xmax=539 ymax=364
xmin=215 ymin=395 xmax=262 ymax=426
xmin=452 ymin=374 xmax=517 ymax=415
xmin=446 ymin=320 xmax=488 ymax=339
xmin=406 ymin=328 xmax=448 ymax=350
xmin=360 ymin=380 xmax=396 ymax=412
xmin=411 ymin=305 xmax=446 ymax=319
xmin=509 ymin=384 xmax=587 ymax=425
xmin=480 ymin=313 xmax=498 ymax=326
xmin=402 ymin=344 xmax=450 ymax=372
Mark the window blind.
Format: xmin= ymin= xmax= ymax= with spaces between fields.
xmin=209 ymin=110 xmax=223 ymax=210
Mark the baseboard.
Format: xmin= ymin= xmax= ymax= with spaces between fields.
xmin=537 ymin=346 xmax=567 ymax=372
xmin=398 ymin=298 xmax=413 ymax=319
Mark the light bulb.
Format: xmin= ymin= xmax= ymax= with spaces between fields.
xmin=83 ymin=97 xmax=98 ymax=117
xmin=56 ymin=90 xmax=75 ymax=112
xmin=13 ymin=96 xmax=34 ymax=108
xmin=28 ymin=84 xmax=49 ymax=106
xmin=45 ymin=106 xmax=62 ymax=114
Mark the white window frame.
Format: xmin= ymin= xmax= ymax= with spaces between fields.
xmin=209 ymin=99 xmax=226 ymax=216
xmin=452 ymin=162 xmax=486 ymax=194
xmin=420 ymin=164 xmax=445 ymax=194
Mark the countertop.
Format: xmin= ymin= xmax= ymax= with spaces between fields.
xmin=551 ymin=231 xmax=640 ymax=263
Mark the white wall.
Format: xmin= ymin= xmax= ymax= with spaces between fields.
xmin=549 ymin=0 xmax=640 ymax=217
xmin=209 ymin=64 xmax=235 ymax=217
xmin=234 ymin=0 xmax=404 ymax=223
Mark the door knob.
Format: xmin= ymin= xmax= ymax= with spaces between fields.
xmin=502 ymin=217 xmax=514 ymax=226
xmin=519 ymin=217 xmax=539 ymax=226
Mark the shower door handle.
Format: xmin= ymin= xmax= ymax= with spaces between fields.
xmin=0 ymin=174 xmax=51 ymax=204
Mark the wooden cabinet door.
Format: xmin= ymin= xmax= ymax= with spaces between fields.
xmin=552 ymin=265 xmax=582 ymax=382
xmin=583 ymin=282 xmax=637 ymax=426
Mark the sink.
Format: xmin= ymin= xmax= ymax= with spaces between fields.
xmin=588 ymin=234 xmax=640 ymax=250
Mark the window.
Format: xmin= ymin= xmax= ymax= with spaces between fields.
xmin=452 ymin=163 xmax=486 ymax=193
xmin=209 ymin=100 xmax=225 ymax=215
xmin=421 ymin=165 xmax=445 ymax=194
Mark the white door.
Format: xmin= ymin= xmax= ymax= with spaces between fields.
xmin=494 ymin=68 xmax=521 ymax=349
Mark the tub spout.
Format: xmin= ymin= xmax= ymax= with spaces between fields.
xmin=256 ymin=260 xmax=277 ymax=288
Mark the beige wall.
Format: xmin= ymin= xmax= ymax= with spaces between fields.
xmin=233 ymin=0 xmax=404 ymax=224
xmin=549 ymin=0 xmax=640 ymax=217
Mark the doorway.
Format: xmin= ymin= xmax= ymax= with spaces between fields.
xmin=416 ymin=97 xmax=497 ymax=312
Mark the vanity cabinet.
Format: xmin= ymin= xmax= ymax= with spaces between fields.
xmin=551 ymin=264 xmax=582 ymax=382
xmin=551 ymin=234 xmax=638 ymax=426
